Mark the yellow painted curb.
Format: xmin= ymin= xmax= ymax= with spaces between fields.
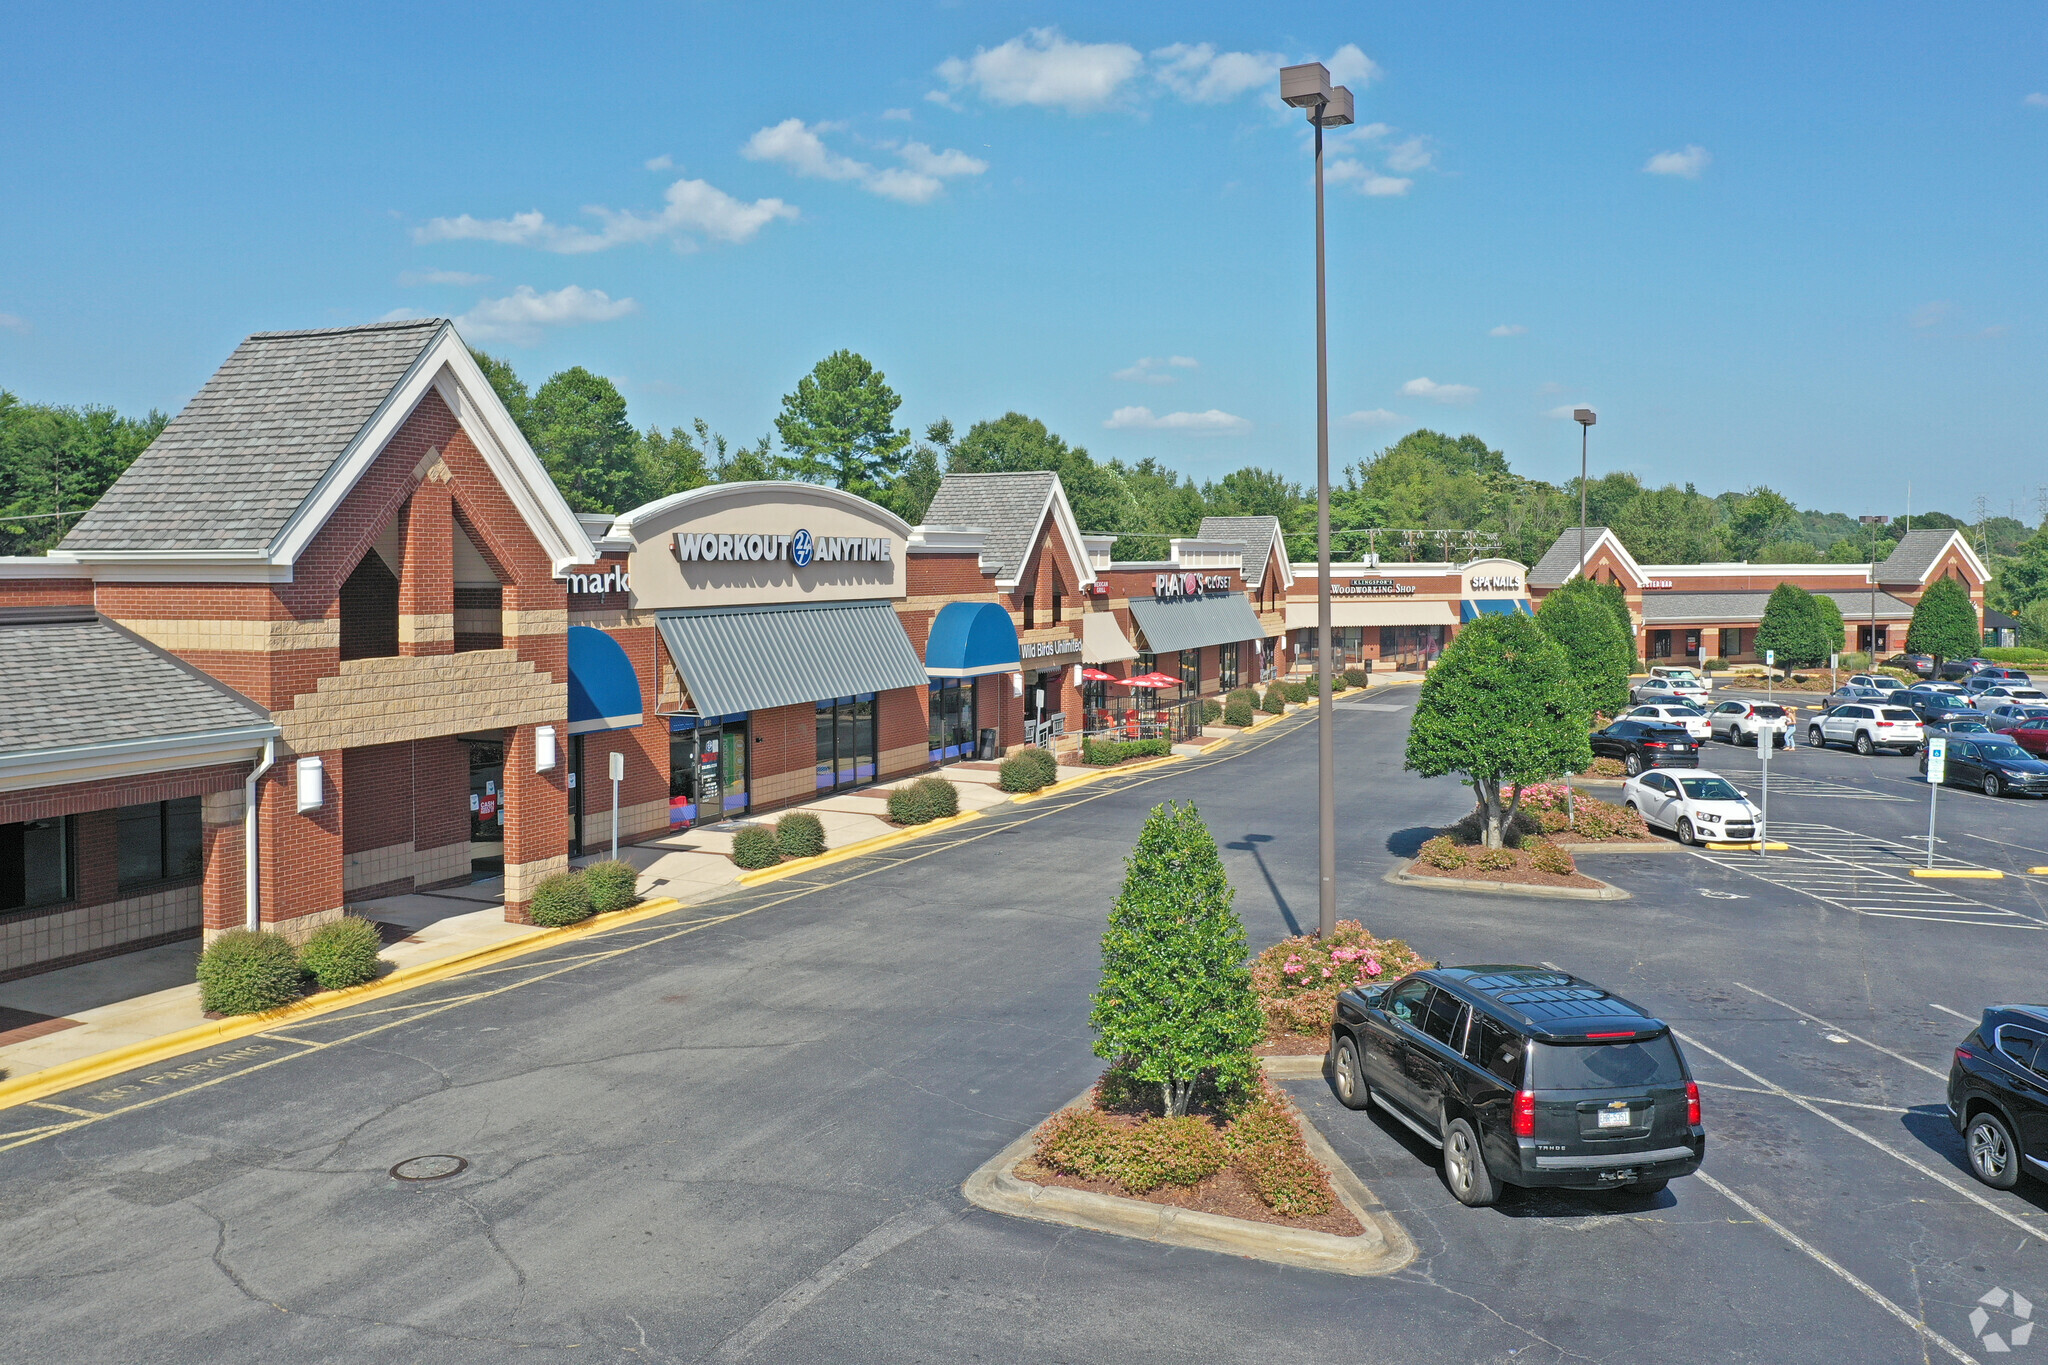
xmin=1910 ymin=867 xmax=2005 ymax=879
xmin=1706 ymin=841 xmax=1791 ymax=851
xmin=2030 ymin=866 xmax=2048 ymax=875
xmin=1010 ymin=753 xmax=1189 ymax=803
xmin=734 ymin=808 xmax=985 ymax=886
xmin=0 ymin=895 xmax=689 ymax=1115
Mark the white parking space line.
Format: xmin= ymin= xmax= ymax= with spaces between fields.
xmin=1929 ymin=1003 xmax=1974 ymax=1023
xmin=1693 ymin=823 xmax=2048 ymax=930
xmin=1730 ymin=981 xmax=1947 ymax=1079
xmin=1694 ymin=1079 xmax=1915 ymax=1114
xmin=1673 ymin=1029 xmax=2048 ymax=1248
xmin=1693 ymin=1171 xmax=1982 ymax=1365
xmin=1352 ymin=703 xmax=1410 ymax=712
xmin=1702 ymin=767 xmax=1911 ymax=801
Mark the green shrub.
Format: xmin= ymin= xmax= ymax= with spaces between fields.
xmin=730 ymin=825 xmax=782 ymax=868
xmin=1261 ymin=686 xmax=1287 ymax=715
xmin=1419 ymin=835 xmax=1468 ymax=870
xmin=998 ymin=747 xmax=1059 ymax=792
xmin=1529 ymin=841 xmax=1576 ymax=876
xmin=530 ymin=870 xmax=595 ymax=925
xmin=1227 ymin=687 xmax=1256 ymax=711
xmin=1475 ymin=848 xmax=1515 ymax=872
xmin=1116 ymin=1115 xmax=1231 ymax=1192
xmin=1228 ymin=1090 xmax=1335 ymax=1217
xmin=583 ymin=858 xmax=642 ymax=912
xmin=1982 ymin=647 xmax=2048 ymax=664
xmin=772 ymin=812 xmax=827 ymax=860
xmin=1224 ymin=698 xmax=1255 ymax=727
xmin=296 ymin=915 xmax=383 ymax=991
xmin=1082 ymin=736 xmax=1171 ymax=766
xmin=197 ymin=929 xmax=304 ymax=1015
xmin=888 ymin=775 xmax=958 ymax=824
xmin=1838 ymin=650 xmax=1872 ymax=672
xmin=1202 ymin=699 xmax=1223 ymax=725
xmin=1341 ymin=668 xmax=1368 ymax=689
xmin=1283 ymin=680 xmax=1310 ymax=704
xmin=1703 ymin=657 xmax=1727 ymax=671
xmin=1574 ymin=807 xmax=1617 ymax=840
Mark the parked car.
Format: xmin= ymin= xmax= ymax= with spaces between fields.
xmin=1940 ymin=657 xmax=1994 ymax=680
xmin=1590 ymin=719 xmax=1701 ymax=775
xmin=1328 ymin=966 xmax=1705 ymax=1206
xmin=1632 ymin=675 xmax=1709 ymax=707
xmin=1822 ymin=684 xmax=1888 ymax=712
xmin=1992 ymin=714 xmax=2048 ymax=758
xmin=1947 ymin=1004 xmax=2048 ymax=1190
xmin=1649 ymin=665 xmax=1711 ymax=694
xmin=1907 ymin=681 xmax=1965 ymax=696
xmin=1846 ymin=673 xmax=1905 ymax=693
xmin=1969 ymin=684 xmax=2048 ymax=712
xmin=1971 ymin=666 xmax=2034 ymax=684
xmin=1808 ymin=703 xmax=1923 ymax=755
xmin=1899 ymin=690 xmax=1980 ymax=725
xmin=1923 ymin=715 xmax=1993 ymax=740
xmin=1887 ymin=652 xmax=1935 ymax=677
xmin=1621 ymin=770 xmax=1761 ymax=846
xmin=1622 ymin=703 xmax=1711 ymax=741
xmin=1984 ymin=703 xmax=2048 ymax=728
xmin=1919 ymin=734 xmax=2048 ymax=797
xmin=1707 ymin=699 xmax=1792 ymax=748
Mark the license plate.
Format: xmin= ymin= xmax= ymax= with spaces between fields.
xmin=1598 ymin=1108 xmax=1630 ymax=1129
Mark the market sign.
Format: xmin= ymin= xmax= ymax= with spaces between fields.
xmin=672 ymin=529 xmax=894 ymax=566
xmin=1021 ymin=637 xmax=1082 ymax=659
xmin=1335 ymin=579 xmax=1417 ymax=596
xmin=567 ymin=564 xmax=631 ymax=595
xmin=1154 ymin=572 xmax=1232 ymax=600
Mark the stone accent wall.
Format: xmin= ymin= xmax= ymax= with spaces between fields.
xmin=1 ymin=883 xmax=201 ymax=980
xmin=273 ymin=650 xmax=564 ymax=754
xmin=342 ymin=839 xmax=471 ymax=895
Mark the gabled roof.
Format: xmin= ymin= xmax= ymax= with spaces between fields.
xmin=1875 ymin=528 xmax=1989 ymax=587
xmin=60 ymin=320 xmax=593 ymax=578
xmin=922 ymin=471 xmax=1094 ymax=589
xmin=1640 ymin=589 xmax=1916 ymax=624
xmin=1528 ymin=526 xmax=1644 ymax=588
xmin=1197 ymin=515 xmax=1294 ymax=590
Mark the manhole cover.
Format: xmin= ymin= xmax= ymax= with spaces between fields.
xmin=389 ymin=1154 xmax=468 ymax=1182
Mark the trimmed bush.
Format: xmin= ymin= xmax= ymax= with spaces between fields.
xmin=1419 ymin=835 xmax=1468 ymax=870
xmin=1529 ymin=841 xmax=1576 ymax=876
xmin=1283 ymin=680 xmax=1310 ymax=704
xmin=1227 ymin=687 xmax=1257 ymax=709
xmin=583 ymin=858 xmax=642 ymax=912
xmin=1341 ymin=668 xmax=1368 ymax=689
xmin=1228 ymin=1088 xmax=1336 ymax=1217
xmin=998 ymin=747 xmax=1059 ymax=792
xmin=1082 ymin=736 xmax=1171 ymax=766
xmin=1034 ymin=1109 xmax=1230 ymax=1194
xmin=1224 ymin=697 xmax=1255 ymax=727
xmin=1703 ymin=657 xmax=1727 ymax=671
xmin=1248 ymin=918 xmax=1427 ymax=1038
xmin=1202 ymin=699 xmax=1223 ymax=724
xmin=1475 ymin=848 xmax=1515 ymax=872
xmin=297 ymin=916 xmax=383 ymax=991
xmin=1838 ymin=650 xmax=1872 ymax=672
xmin=530 ymin=870 xmax=596 ymax=925
xmin=888 ymin=775 xmax=958 ymax=825
xmin=730 ymin=825 xmax=782 ymax=868
xmin=773 ymin=812 xmax=827 ymax=860
xmin=1260 ymin=686 xmax=1287 ymax=715
xmin=197 ymin=929 xmax=304 ymax=1015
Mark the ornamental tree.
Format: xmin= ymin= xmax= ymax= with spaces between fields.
xmin=1404 ymin=614 xmax=1593 ymax=849
xmin=774 ymin=350 xmax=910 ymax=494
xmin=1907 ymin=576 xmax=1980 ymax=670
xmin=1813 ymin=593 xmax=1846 ymax=658
xmin=1089 ymin=802 xmax=1264 ymax=1117
xmin=1534 ymin=577 xmax=1635 ymax=717
xmin=1754 ymin=583 xmax=1829 ymax=668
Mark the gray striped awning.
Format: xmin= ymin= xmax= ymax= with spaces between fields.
xmin=1125 ymin=591 xmax=1267 ymax=655
xmin=655 ymin=600 xmax=930 ymax=717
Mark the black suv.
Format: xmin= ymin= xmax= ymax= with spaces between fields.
xmin=1589 ymin=720 xmax=1701 ymax=776
xmin=1328 ymin=966 xmax=1704 ymax=1207
xmin=1948 ymin=1005 xmax=2048 ymax=1190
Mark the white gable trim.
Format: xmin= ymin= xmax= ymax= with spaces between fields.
xmin=1560 ymin=527 xmax=1646 ymax=588
xmin=1892 ymin=529 xmax=1990 ymax=586
xmin=998 ymin=481 xmax=1097 ymax=591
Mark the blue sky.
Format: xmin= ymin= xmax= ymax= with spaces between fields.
xmin=4 ymin=2 xmax=2047 ymax=517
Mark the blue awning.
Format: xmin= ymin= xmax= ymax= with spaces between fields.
xmin=567 ymin=625 xmax=645 ymax=735
xmin=1460 ymin=599 xmax=1533 ymax=622
xmin=923 ymin=601 xmax=1020 ymax=678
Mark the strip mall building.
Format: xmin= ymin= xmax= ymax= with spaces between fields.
xmin=0 ymin=322 xmax=1292 ymax=983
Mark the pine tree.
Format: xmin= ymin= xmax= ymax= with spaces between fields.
xmin=1089 ymin=802 xmax=1264 ymax=1117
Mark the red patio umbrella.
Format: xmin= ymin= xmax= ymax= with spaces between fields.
xmin=1118 ymin=671 xmax=1182 ymax=688
xmin=1079 ymin=667 xmax=1118 ymax=681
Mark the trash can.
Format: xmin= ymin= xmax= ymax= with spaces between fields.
xmin=978 ymin=728 xmax=999 ymax=762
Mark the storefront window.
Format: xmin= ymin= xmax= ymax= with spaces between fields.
xmin=116 ymin=798 xmax=202 ymax=892
xmin=669 ymin=715 xmax=749 ymax=827
xmin=1082 ymin=678 xmax=1111 ymax=734
xmin=928 ymin=680 xmax=975 ymax=762
xmin=1 ymin=816 xmax=72 ymax=914
xmin=1218 ymin=642 xmax=1239 ymax=691
xmin=817 ymin=695 xmax=879 ymax=790
xmin=1377 ymin=624 xmax=1446 ymax=667
xmin=1333 ymin=627 xmax=1363 ymax=667
xmin=1719 ymin=628 xmax=1744 ymax=659
xmin=1262 ymin=639 xmax=1280 ymax=682
xmin=1650 ymin=630 xmax=1673 ymax=659
xmin=1179 ymin=648 xmax=1200 ymax=698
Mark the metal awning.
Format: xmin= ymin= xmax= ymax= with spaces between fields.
xmin=1125 ymin=592 xmax=1266 ymax=655
xmin=1080 ymin=610 xmax=1140 ymax=664
xmin=655 ymin=600 xmax=929 ymax=718
xmin=1286 ymin=599 xmax=1459 ymax=630
xmin=1459 ymin=599 xmax=1533 ymax=622
xmin=923 ymin=601 xmax=1020 ymax=678
xmin=566 ymin=625 xmax=645 ymax=735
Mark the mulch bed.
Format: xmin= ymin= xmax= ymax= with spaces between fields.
xmin=1255 ymin=1032 xmax=1329 ymax=1057
xmin=1547 ymin=829 xmax=1653 ymax=846
xmin=1403 ymin=856 xmax=1607 ymax=890
xmin=1014 ymin=1154 xmax=1363 ymax=1237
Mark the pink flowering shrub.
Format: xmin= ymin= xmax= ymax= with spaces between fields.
xmin=1249 ymin=919 xmax=1427 ymax=1038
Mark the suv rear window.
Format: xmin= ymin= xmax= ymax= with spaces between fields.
xmin=1881 ymin=708 xmax=1917 ymax=722
xmin=1532 ymin=1035 xmax=1686 ymax=1089
xmin=1752 ymin=705 xmax=1785 ymax=718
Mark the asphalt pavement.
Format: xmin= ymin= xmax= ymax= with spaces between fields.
xmin=2 ymin=695 xmax=2044 ymax=1364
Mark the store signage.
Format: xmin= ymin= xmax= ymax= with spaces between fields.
xmin=1154 ymin=572 xmax=1232 ymax=599
xmin=1643 ymin=579 xmax=1675 ymax=589
xmin=1468 ymin=574 xmax=1520 ymax=592
xmin=567 ymin=565 xmax=631 ymax=595
xmin=1335 ymin=579 xmax=1416 ymax=596
xmin=671 ymin=529 xmax=893 ymax=566
xmin=1021 ymin=637 xmax=1082 ymax=659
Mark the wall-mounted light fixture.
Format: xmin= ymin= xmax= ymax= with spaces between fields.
xmin=536 ymin=724 xmax=557 ymax=773
xmin=295 ymin=756 xmax=324 ymax=813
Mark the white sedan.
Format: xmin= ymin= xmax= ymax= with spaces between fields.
xmin=1632 ymin=675 xmax=1710 ymax=707
xmin=1623 ymin=703 xmax=1712 ymax=740
xmin=1620 ymin=769 xmax=1763 ymax=847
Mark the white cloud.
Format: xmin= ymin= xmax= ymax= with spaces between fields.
xmin=1909 ymin=300 xmax=1954 ymax=329
xmin=417 ymin=176 xmax=796 ymax=254
xmin=0 ymin=312 xmax=29 ymax=335
xmin=644 ymin=154 xmax=673 ymax=171
xmin=1544 ymin=404 xmax=1593 ymax=419
xmin=1151 ymin=43 xmax=1284 ymax=103
xmin=1113 ymin=355 xmax=1199 ymax=384
xmin=456 ymin=285 xmax=638 ymax=345
xmin=2026 ymin=92 xmax=2048 ymax=108
xmin=1489 ymin=324 xmax=1527 ymax=337
xmin=1342 ymin=408 xmax=1402 ymax=426
xmin=398 ymin=269 xmax=491 ymax=287
xmin=1402 ymin=377 xmax=1478 ymax=404
xmin=1324 ymin=43 xmax=1382 ymax=89
xmin=742 ymin=119 xmax=984 ymax=204
xmin=938 ymin=28 xmax=1143 ymax=112
xmin=881 ymin=107 xmax=913 ymax=121
xmin=1326 ymin=159 xmax=1412 ymax=197
xmin=1644 ymin=144 xmax=1710 ymax=178
xmin=1352 ymin=122 xmax=1393 ymax=140
xmin=1385 ymin=137 xmax=1434 ymax=173
xmin=1104 ymin=405 xmax=1250 ymax=434
xmin=377 ymin=308 xmax=425 ymax=323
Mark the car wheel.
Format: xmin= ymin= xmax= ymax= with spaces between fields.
xmin=1624 ymin=753 xmax=1642 ymax=776
xmin=1442 ymin=1118 xmax=1499 ymax=1208
xmin=1623 ymin=1177 xmax=1669 ymax=1196
xmin=1677 ymin=818 xmax=1698 ymax=846
xmin=1984 ymin=773 xmax=2003 ymax=798
xmin=1966 ymin=1111 xmax=2022 ymax=1190
xmin=1808 ymin=725 xmax=1825 ymax=747
xmin=1331 ymin=1036 xmax=1370 ymax=1111
xmin=1854 ymin=733 xmax=1874 ymax=756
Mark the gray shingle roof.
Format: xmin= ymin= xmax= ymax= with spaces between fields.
xmin=1640 ymin=589 xmax=1916 ymax=624
xmin=1874 ymin=529 xmax=1962 ymax=585
xmin=922 ymin=472 xmax=1059 ymax=583
xmin=1528 ymin=527 xmax=1614 ymax=587
xmin=1197 ymin=516 xmax=1285 ymax=589
xmin=0 ymin=618 xmax=274 ymax=759
xmin=62 ymin=319 xmax=447 ymax=554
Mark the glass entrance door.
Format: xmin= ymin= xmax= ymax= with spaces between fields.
xmin=567 ymin=733 xmax=585 ymax=857
xmin=465 ymin=735 xmax=505 ymax=881
xmin=928 ymin=680 xmax=974 ymax=762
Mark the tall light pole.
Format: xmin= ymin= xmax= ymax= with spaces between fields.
xmin=1574 ymin=408 xmax=1597 ymax=580
xmin=1280 ymin=62 xmax=1353 ymax=939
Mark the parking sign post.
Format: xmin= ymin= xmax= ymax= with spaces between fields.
xmin=1766 ymin=649 xmax=1775 ymax=706
xmin=1924 ymin=736 xmax=1946 ymax=868
xmin=1758 ymin=719 xmax=1770 ymax=857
